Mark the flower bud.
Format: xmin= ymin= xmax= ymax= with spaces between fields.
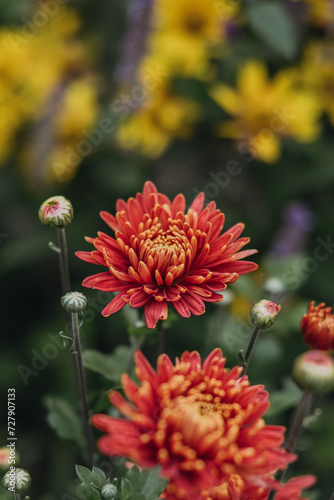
xmin=293 ymin=350 xmax=334 ymax=394
xmin=61 ymin=292 xmax=87 ymax=313
xmin=301 ymin=301 xmax=334 ymax=351
xmin=0 ymin=447 xmax=19 ymax=470
xmin=101 ymin=483 xmax=118 ymax=499
xmin=39 ymin=196 xmax=73 ymax=229
xmin=249 ymin=299 xmax=281 ymax=329
xmin=2 ymin=468 xmax=31 ymax=493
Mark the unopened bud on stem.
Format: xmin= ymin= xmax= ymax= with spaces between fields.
xmin=293 ymin=350 xmax=334 ymax=394
xmin=250 ymin=299 xmax=281 ymax=329
xmin=39 ymin=195 xmax=73 ymax=229
xmin=61 ymin=292 xmax=87 ymax=313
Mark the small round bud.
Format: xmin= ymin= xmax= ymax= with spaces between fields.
xmin=2 ymin=468 xmax=31 ymax=493
xmin=101 ymin=483 xmax=118 ymax=499
xmin=39 ymin=196 xmax=73 ymax=229
xmin=61 ymin=292 xmax=87 ymax=313
xmin=250 ymin=299 xmax=281 ymax=329
xmin=293 ymin=350 xmax=334 ymax=394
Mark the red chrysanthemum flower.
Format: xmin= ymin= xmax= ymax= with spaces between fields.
xmin=76 ymin=181 xmax=257 ymax=328
xmin=91 ymin=348 xmax=299 ymax=500
xmin=301 ymin=301 xmax=334 ymax=351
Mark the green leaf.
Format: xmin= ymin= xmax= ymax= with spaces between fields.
xmin=125 ymin=466 xmax=168 ymax=500
xmin=82 ymin=345 xmax=133 ymax=382
xmin=91 ymin=467 xmax=108 ymax=486
xmin=76 ymin=465 xmax=94 ymax=484
xmin=121 ymin=478 xmax=133 ymax=500
xmin=78 ymin=483 xmax=102 ymax=500
xmin=43 ymin=396 xmax=86 ymax=457
xmin=246 ymin=2 xmax=298 ymax=60
xmin=128 ymin=495 xmax=146 ymax=500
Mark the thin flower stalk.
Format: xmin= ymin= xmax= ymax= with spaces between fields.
xmin=71 ymin=311 xmax=94 ymax=466
xmin=243 ymin=326 xmax=261 ymax=375
xmin=61 ymin=292 xmax=93 ymax=466
xmin=267 ymin=391 xmax=314 ymax=500
xmin=57 ymin=227 xmax=71 ymax=294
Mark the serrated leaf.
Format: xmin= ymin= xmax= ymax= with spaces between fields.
xmin=91 ymin=466 xmax=108 ymax=485
xmin=76 ymin=465 xmax=109 ymax=490
xmin=82 ymin=345 xmax=133 ymax=382
xmin=43 ymin=396 xmax=86 ymax=457
xmin=125 ymin=466 xmax=168 ymax=500
xmin=246 ymin=2 xmax=298 ymax=60
xmin=121 ymin=478 xmax=133 ymax=500
xmin=76 ymin=465 xmax=94 ymax=485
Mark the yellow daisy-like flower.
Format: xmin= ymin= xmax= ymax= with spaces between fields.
xmin=210 ymin=60 xmax=321 ymax=163
xmin=147 ymin=0 xmax=240 ymax=79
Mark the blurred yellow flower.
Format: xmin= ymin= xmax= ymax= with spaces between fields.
xmin=0 ymin=6 xmax=99 ymax=185
xmin=210 ymin=60 xmax=321 ymax=163
xmin=116 ymin=73 xmax=199 ymax=157
xmin=299 ymin=41 xmax=334 ymax=127
xmin=147 ymin=0 xmax=240 ymax=78
xmin=21 ymin=78 xmax=99 ymax=184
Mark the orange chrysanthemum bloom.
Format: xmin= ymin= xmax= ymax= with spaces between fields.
xmin=76 ymin=181 xmax=257 ymax=328
xmin=91 ymin=348 xmax=300 ymax=500
xmin=301 ymin=301 xmax=334 ymax=351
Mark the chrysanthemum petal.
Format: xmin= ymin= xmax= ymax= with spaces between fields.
xmin=145 ymin=300 xmax=166 ymax=329
xmin=101 ymin=293 xmax=128 ymax=316
xmin=189 ymin=192 xmax=205 ymax=213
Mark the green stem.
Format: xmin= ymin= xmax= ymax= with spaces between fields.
xmin=126 ymin=335 xmax=144 ymax=375
xmin=156 ymin=320 xmax=165 ymax=357
xmin=267 ymin=391 xmax=314 ymax=500
xmin=57 ymin=227 xmax=71 ymax=294
xmin=71 ymin=312 xmax=94 ymax=466
xmin=14 ymin=494 xmax=21 ymax=500
xmin=243 ymin=327 xmax=261 ymax=375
